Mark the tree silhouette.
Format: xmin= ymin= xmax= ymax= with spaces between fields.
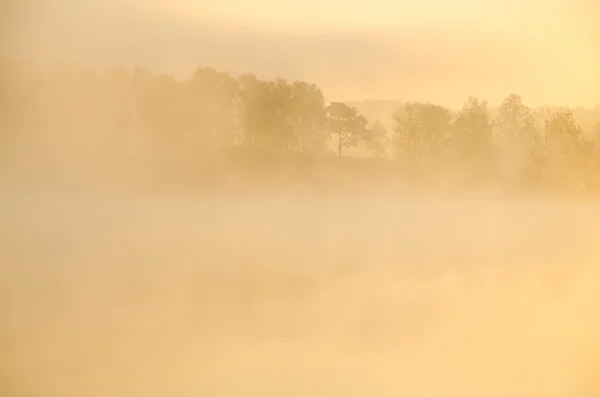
xmin=393 ymin=103 xmax=452 ymax=171
xmin=453 ymin=97 xmax=491 ymax=160
xmin=1 ymin=56 xmax=599 ymax=194
xmin=364 ymin=119 xmax=389 ymax=158
xmin=288 ymin=81 xmax=327 ymax=154
xmin=326 ymin=102 xmax=368 ymax=157
xmin=494 ymin=94 xmax=539 ymax=185
xmin=495 ymin=94 xmax=537 ymax=141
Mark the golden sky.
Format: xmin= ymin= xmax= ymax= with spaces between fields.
xmin=145 ymin=0 xmax=554 ymax=27
xmin=5 ymin=0 xmax=600 ymax=107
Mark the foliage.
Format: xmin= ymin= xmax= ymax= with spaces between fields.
xmin=1 ymin=55 xmax=599 ymax=194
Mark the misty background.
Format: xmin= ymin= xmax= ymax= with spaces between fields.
xmin=4 ymin=0 xmax=600 ymax=107
xmin=3 ymin=2 xmax=600 ymax=397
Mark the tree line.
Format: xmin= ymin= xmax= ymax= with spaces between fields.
xmin=1 ymin=56 xmax=600 ymax=192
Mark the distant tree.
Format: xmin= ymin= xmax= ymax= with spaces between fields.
xmin=242 ymin=78 xmax=295 ymax=151
xmin=190 ymin=67 xmax=240 ymax=146
xmin=591 ymin=122 xmax=600 ymax=143
xmin=131 ymin=67 xmax=162 ymax=134
xmin=288 ymin=81 xmax=328 ymax=153
xmin=495 ymin=94 xmax=537 ymax=140
xmin=102 ymin=67 xmax=134 ymax=132
xmin=531 ymin=107 xmax=585 ymax=187
xmin=392 ymin=103 xmax=421 ymax=167
xmin=236 ymin=73 xmax=260 ymax=146
xmin=544 ymin=107 xmax=581 ymax=149
xmin=364 ymin=119 xmax=389 ymax=158
xmin=392 ymin=102 xmax=452 ymax=169
xmin=149 ymin=74 xmax=182 ymax=134
xmin=4 ymin=57 xmax=599 ymax=194
xmin=452 ymin=96 xmax=492 ymax=165
xmin=494 ymin=94 xmax=539 ymax=184
xmin=326 ymin=102 xmax=368 ymax=156
xmin=581 ymin=124 xmax=599 ymax=191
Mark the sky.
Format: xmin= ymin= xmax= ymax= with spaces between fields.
xmin=4 ymin=0 xmax=600 ymax=107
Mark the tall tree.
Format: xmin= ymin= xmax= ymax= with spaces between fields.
xmin=494 ymin=94 xmax=539 ymax=184
xmin=102 ymin=67 xmax=135 ymax=133
xmin=495 ymin=94 xmax=537 ymax=140
xmin=452 ymin=96 xmax=492 ymax=165
xmin=190 ymin=67 xmax=240 ymax=147
xmin=531 ymin=107 xmax=585 ymax=187
xmin=242 ymin=78 xmax=294 ymax=151
xmin=393 ymin=102 xmax=452 ymax=169
xmin=392 ymin=103 xmax=421 ymax=167
xmin=288 ymin=81 xmax=327 ymax=154
xmin=364 ymin=119 xmax=389 ymax=158
xmin=326 ymin=102 xmax=368 ymax=156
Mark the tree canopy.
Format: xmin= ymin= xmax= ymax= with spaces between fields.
xmin=1 ymin=56 xmax=599 ymax=194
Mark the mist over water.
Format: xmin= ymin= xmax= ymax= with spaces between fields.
xmin=3 ymin=1 xmax=600 ymax=396
xmin=2 ymin=186 xmax=600 ymax=397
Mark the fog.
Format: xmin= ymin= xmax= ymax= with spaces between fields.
xmin=2 ymin=188 xmax=600 ymax=397
xmin=4 ymin=0 xmax=600 ymax=106
xmin=3 ymin=1 xmax=600 ymax=396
